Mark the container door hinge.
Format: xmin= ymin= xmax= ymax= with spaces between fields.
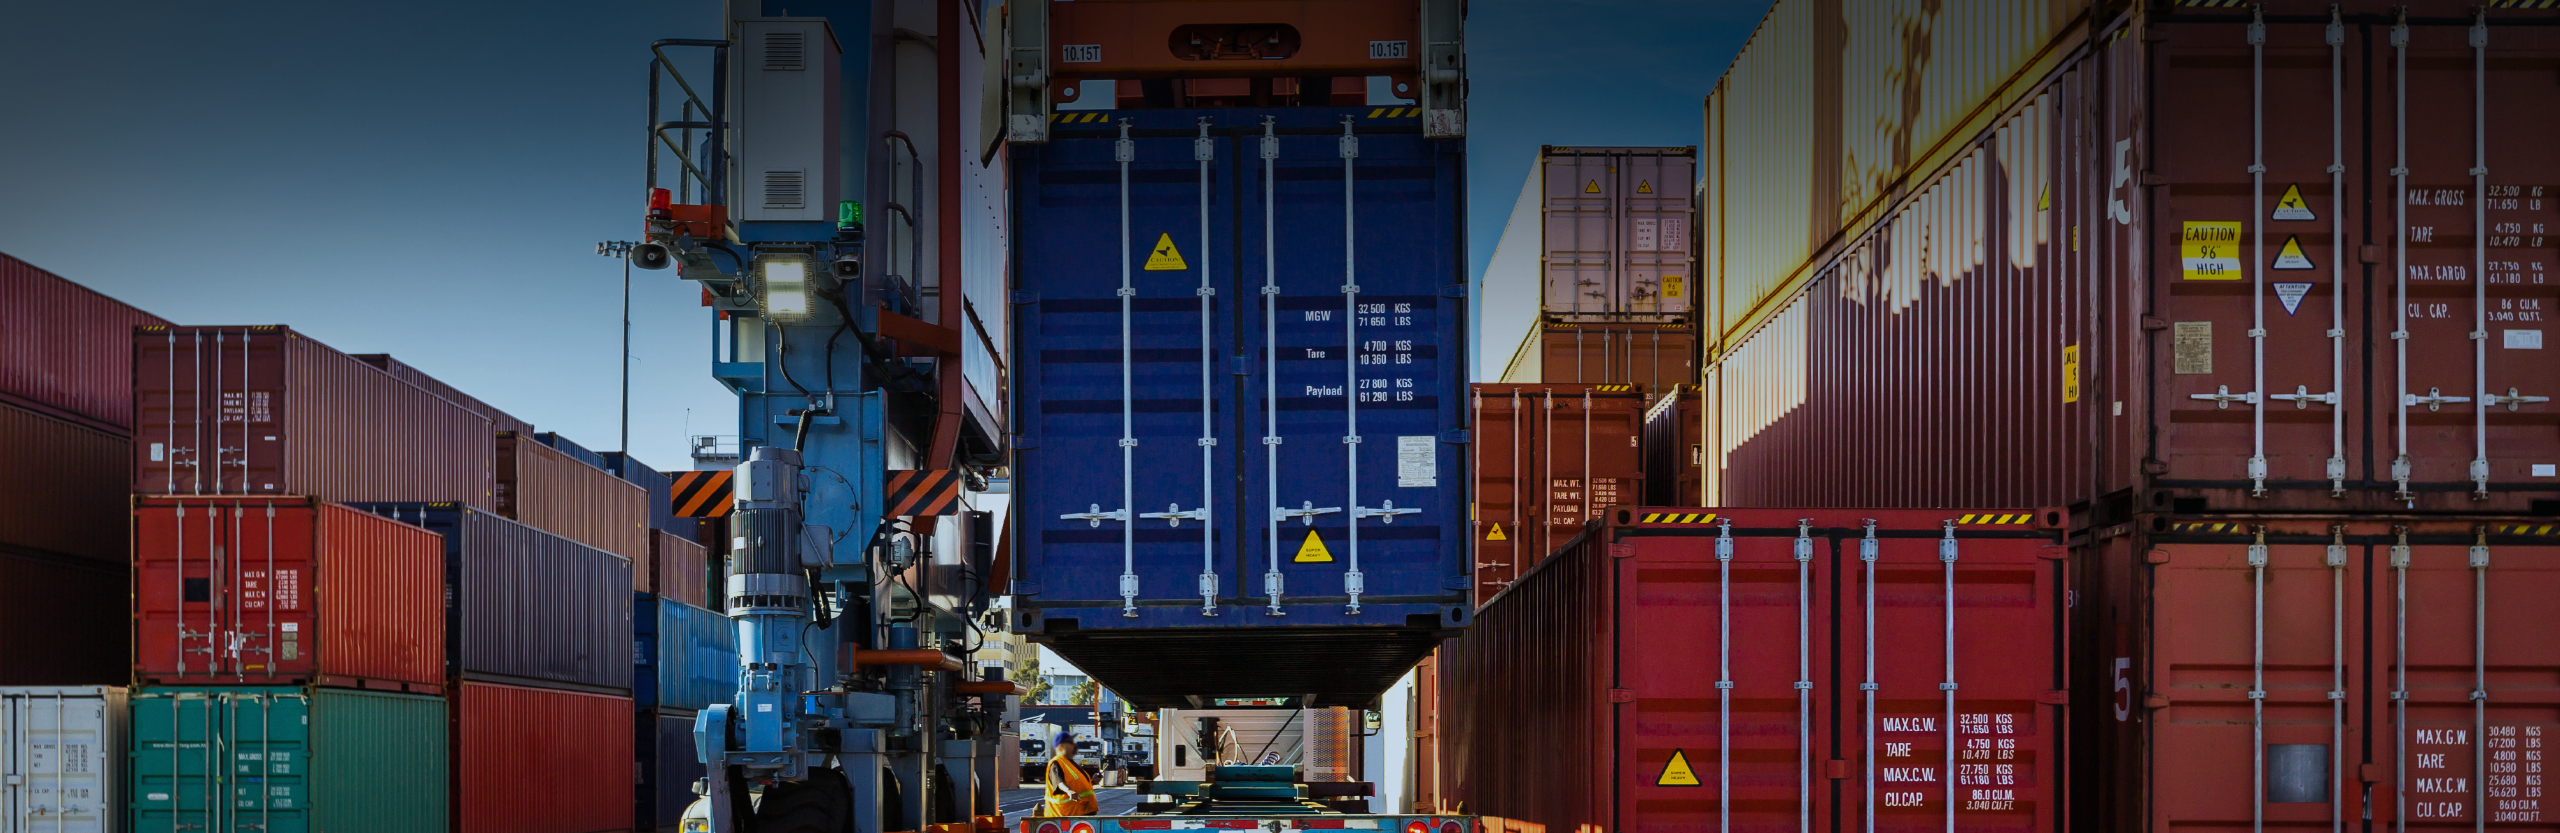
xmin=2141 ymin=316 xmax=2170 ymax=331
xmin=2144 ymin=549 xmax=2171 ymax=565
xmin=2143 ymin=694 xmax=2172 ymax=709
xmin=1609 ymin=544 xmax=1636 ymax=559
xmin=1607 ymin=688 xmax=1636 ymax=703
xmin=1440 ymin=428 xmax=1469 ymax=444
xmin=1825 ymin=760 xmax=1849 ymax=780
xmin=2142 ymin=459 xmax=2170 ymax=475
xmin=2036 ymin=545 xmax=2069 ymax=561
xmin=1010 ymin=290 xmax=1041 ymax=305
xmin=2038 ymin=690 xmax=2071 ymax=705
xmin=1439 ymin=284 xmax=1468 ymax=298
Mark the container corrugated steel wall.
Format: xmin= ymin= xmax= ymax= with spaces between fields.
xmin=353 ymin=503 xmax=631 ymax=692
xmin=2078 ymin=517 xmax=2560 ymax=833
xmin=128 ymin=686 xmax=448 ymax=833
xmin=132 ymin=326 xmax=495 ymax=509
xmin=632 ymin=594 xmax=736 ymax=711
xmin=1 ymin=685 xmax=125 ymax=833
xmin=533 ymin=432 xmax=609 ymax=471
xmin=131 ymin=497 xmax=445 ymax=690
xmin=1706 ymin=5 xmax=2560 ymax=515
xmin=1444 ymin=507 xmax=2067 ymax=833
xmin=1009 ymin=105 xmax=1470 ymax=707
xmin=1530 ymin=322 xmax=1696 ymax=393
xmin=646 ymin=529 xmax=709 ymax=608
xmin=602 ymin=452 xmax=697 ymax=538
xmin=1467 ymin=384 xmax=1648 ymax=605
xmin=451 ymin=681 xmax=633 ymax=833
xmin=345 ymin=353 xmax=534 ymax=438
xmin=0 ymin=553 xmax=128 ymax=686
xmin=1702 ymin=0 xmax=2081 ymax=346
xmin=0 ymin=253 xmax=167 ymax=433
xmin=1640 ymin=387 xmax=1704 ymax=507
xmin=633 ymin=707 xmax=700 ymax=833
xmin=1541 ymin=147 xmax=1696 ymax=322
xmin=494 ymin=433 xmax=649 ymax=567
xmin=0 ymin=402 xmax=129 ymax=563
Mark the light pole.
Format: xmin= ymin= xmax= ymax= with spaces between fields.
xmin=595 ymin=240 xmax=639 ymax=453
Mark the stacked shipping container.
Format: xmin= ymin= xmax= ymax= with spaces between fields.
xmin=1681 ymin=2 xmax=2560 ymax=832
xmin=1482 ymin=148 xmax=1701 ymax=394
xmin=1466 ymin=384 xmax=1648 ymax=604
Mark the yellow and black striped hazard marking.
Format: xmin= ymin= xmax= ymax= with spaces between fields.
xmin=1050 ymin=111 xmax=1114 ymax=123
xmin=2492 ymin=0 xmax=2559 ymax=8
xmin=1956 ymin=513 xmax=2036 ymax=526
xmin=2168 ymin=521 xmax=2244 ymax=534
xmin=1365 ymin=107 xmax=1422 ymax=118
xmin=886 ymin=469 xmax=965 ymax=517
xmin=671 ymin=470 xmax=734 ymax=518
xmin=2492 ymin=523 xmax=2559 ymax=535
xmin=1638 ymin=512 xmax=1719 ymax=525
xmin=2177 ymin=0 xmax=2249 ymax=6
xmin=1589 ymin=384 xmax=1636 ymax=393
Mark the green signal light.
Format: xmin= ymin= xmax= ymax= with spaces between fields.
xmin=838 ymin=200 xmax=863 ymax=229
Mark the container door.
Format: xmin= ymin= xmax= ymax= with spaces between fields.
xmin=2146 ymin=527 xmax=2366 ymax=833
xmin=134 ymin=500 xmax=314 ymax=683
xmin=1617 ymin=520 xmax=1839 ymax=833
xmin=1545 ymin=153 xmax=1614 ymax=317
xmin=2371 ymin=529 xmax=2560 ymax=829
xmin=130 ymin=691 xmax=310 ymax=833
xmin=1468 ymin=388 xmax=1529 ymax=606
xmin=3 ymin=691 xmax=115 ymax=833
xmin=1619 ymin=152 xmax=1694 ymax=319
xmin=1841 ymin=521 xmax=2060 ymax=833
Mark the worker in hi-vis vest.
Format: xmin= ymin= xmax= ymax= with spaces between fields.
xmin=1042 ymin=728 xmax=1100 ymax=817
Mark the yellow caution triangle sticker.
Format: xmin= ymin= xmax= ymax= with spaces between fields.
xmin=1293 ymin=529 xmax=1333 ymax=563
xmin=2272 ymin=184 xmax=2316 ymax=221
xmin=1584 ymin=180 xmax=1601 ymax=194
xmin=2038 ymin=184 xmax=2051 ymax=211
xmin=2272 ymin=235 xmax=2315 ymax=270
xmin=1657 ymin=749 xmax=1701 ymax=787
xmin=1485 ymin=523 xmax=1507 ymax=541
xmin=1636 ymin=180 xmax=1653 ymax=195
xmin=1144 ymin=233 xmax=1188 ymax=271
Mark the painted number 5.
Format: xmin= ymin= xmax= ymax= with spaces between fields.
xmin=2113 ymin=657 xmax=2133 ymax=722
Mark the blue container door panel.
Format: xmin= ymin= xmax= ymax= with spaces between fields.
xmin=1016 ymin=108 xmax=1465 ymax=629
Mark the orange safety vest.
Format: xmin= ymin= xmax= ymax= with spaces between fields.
xmin=1042 ymin=748 xmax=1099 ymax=817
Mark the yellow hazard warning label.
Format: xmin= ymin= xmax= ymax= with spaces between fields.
xmin=1484 ymin=523 xmax=1506 ymax=541
xmin=1144 ymin=233 xmax=1188 ymax=271
xmin=1293 ymin=529 xmax=1333 ymax=563
xmin=2181 ymin=221 xmax=2243 ymax=280
xmin=1636 ymin=180 xmax=1653 ymax=195
xmin=1661 ymin=275 xmax=1683 ymax=298
xmin=1584 ymin=180 xmax=1600 ymax=194
xmin=2272 ymin=235 xmax=2315 ymax=270
xmin=1657 ymin=749 xmax=1701 ymax=787
xmin=2038 ymin=184 xmax=2051 ymax=212
xmin=2272 ymin=184 xmax=2316 ymax=221
xmin=2063 ymin=344 xmax=2082 ymax=404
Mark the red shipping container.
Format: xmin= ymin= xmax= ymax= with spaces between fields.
xmin=350 ymin=352 xmax=535 ymax=437
xmin=1528 ymin=322 xmax=1695 ymax=395
xmin=0 ymin=550 xmax=128 ymax=685
xmin=1701 ymin=4 xmax=2560 ymax=516
xmin=1469 ymin=384 xmax=1647 ymax=605
xmin=647 ymin=528 xmax=709 ymax=608
xmin=1640 ymin=386 xmax=1704 ymax=508
xmin=0 ymin=400 xmax=131 ymax=562
xmin=495 ymin=432 xmax=649 ymax=566
xmin=2078 ymin=516 xmax=2560 ymax=833
xmin=1443 ymin=507 xmax=2069 ymax=833
xmin=131 ymin=496 xmax=445 ymax=690
xmin=0 ymin=252 xmax=168 ymax=433
xmin=451 ymin=680 xmax=636 ymax=833
xmin=132 ymin=325 xmax=496 ymax=508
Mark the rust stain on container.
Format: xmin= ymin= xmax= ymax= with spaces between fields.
xmin=132 ymin=326 xmax=496 ymax=508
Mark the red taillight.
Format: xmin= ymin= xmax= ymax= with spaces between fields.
xmin=1035 ymin=823 xmax=1062 ymax=833
xmin=1440 ymin=822 xmax=1464 ymax=833
xmin=1406 ymin=823 xmax=1430 ymax=833
xmin=1071 ymin=823 xmax=1096 ymax=833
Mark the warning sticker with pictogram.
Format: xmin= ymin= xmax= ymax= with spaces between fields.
xmin=2038 ymin=184 xmax=2051 ymax=211
xmin=1636 ymin=180 xmax=1653 ymax=194
xmin=2274 ymin=282 xmax=2313 ymax=315
xmin=1656 ymin=749 xmax=1701 ymax=787
xmin=1484 ymin=523 xmax=1506 ymax=541
xmin=1584 ymin=180 xmax=1601 ymax=194
xmin=1294 ymin=529 xmax=1333 ymax=563
xmin=2272 ymin=235 xmax=2315 ymax=270
xmin=1144 ymin=233 xmax=1188 ymax=271
xmin=2272 ymin=184 xmax=2316 ymax=220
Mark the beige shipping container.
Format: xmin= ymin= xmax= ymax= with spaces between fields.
xmin=1701 ymin=0 xmax=2083 ymax=351
xmin=493 ymin=432 xmax=649 ymax=567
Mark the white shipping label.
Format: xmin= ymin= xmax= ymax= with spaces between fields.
xmin=1398 ymin=435 xmax=1436 ymax=488
xmin=2533 ymin=464 xmax=2556 ymax=477
xmin=1659 ymin=217 xmax=1688 ymax=252
xmin=2506 ymin=329 xmax=2543 ymax=350
xmin=757 ymin=703 xmax=774 ymax=713
xmin=1632 ymin=218 xmax=1660 ymax=252
xmin=150 ymin=442 xmax=164 ymax=461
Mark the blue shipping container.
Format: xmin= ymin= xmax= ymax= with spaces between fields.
xmin=601 ymin=451 xmax=697 ymax=538
xmin=534 ymin=431 xmax=611 ymax=471
xmin=1010 ymin=106 xmax=1470 ymax=708
xmin=632 ymin=593 xmax=737 ymax=711
xmin=633 ymin=706 xmax=700 ymax=832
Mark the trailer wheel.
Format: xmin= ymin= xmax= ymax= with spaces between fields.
xmin=751 ymin=770 xmax=851 ymax=833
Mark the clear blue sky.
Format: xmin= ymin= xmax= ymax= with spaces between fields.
xmin=0 ymin=0 xmax=1767 ymax=469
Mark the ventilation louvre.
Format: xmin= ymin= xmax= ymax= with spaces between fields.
xmin=762 ymin=170 xmax=806 ymax=210
xmin=763 ymin=32 xmax=806 ymax=70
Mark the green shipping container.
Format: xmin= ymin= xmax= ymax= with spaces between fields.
xmin=128 ymin=687 xmax=447 ymax=833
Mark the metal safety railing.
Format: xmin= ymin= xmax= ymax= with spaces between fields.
xmin=644 ymin=39 xmax=728 ymax=208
